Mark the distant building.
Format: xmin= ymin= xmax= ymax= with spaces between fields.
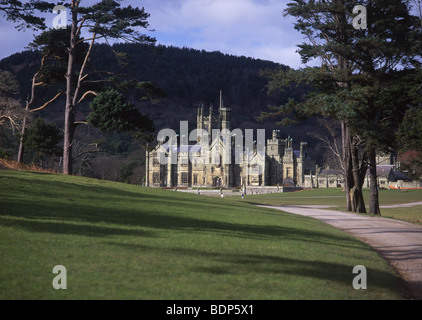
xmin=146 ymin=94 xmax=315 ymax=188
xmin=302 ymin=154 xmax=419 ymax=190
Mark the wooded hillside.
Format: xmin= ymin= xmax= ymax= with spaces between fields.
xmin=0 ymin=44 xmax=324 ymax=182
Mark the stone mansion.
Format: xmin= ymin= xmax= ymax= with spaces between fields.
xmin=146 ymin=96 xmax=315 ymax=188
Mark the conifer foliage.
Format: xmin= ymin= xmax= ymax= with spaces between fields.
xmin=261 ymin=0 xmax=422 ymax=214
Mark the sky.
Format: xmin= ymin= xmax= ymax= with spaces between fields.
xmin=0 ymin=0 xmax=310 ymax=69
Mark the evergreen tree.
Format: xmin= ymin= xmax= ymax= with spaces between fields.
xmin=261 ymin=0 xmax=422 ymax=214
xmin=62 ymin=0 xmax=156 ymax=175
xmin=0 ymin=0 xmax=54 ymax=30
xmin=17 ymin=27 xmax=81 ymax=164
xmin=23 ymin=117 xmax=62 ymax=160
xmin=87 ymin=89 xmax=155 ymax=139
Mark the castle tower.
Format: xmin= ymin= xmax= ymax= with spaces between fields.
xmin=297 ymin=142 xmax=307 ymax=186
xmin=282 ymin=136 xmax=296 ymax=185
xmin=197 ymin=104 xmax=218 ymax=143
xmin=218 ymin=91 xmax=233 ymax=187
xmin=219 ymin=90 xmax=231 ymax=131
xmin=266 ymin=130 xmax=284 ymax=185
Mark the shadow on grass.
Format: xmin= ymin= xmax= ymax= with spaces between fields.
xmin=0 ymin=216 xmax=157 ymax=238
xmin=1 ymin=197 xmax=367 ymax=249
xmin=107 ymin=242 xmax=402 ymax=293
xmin=1 ymin=171 xmax=367 ymax=249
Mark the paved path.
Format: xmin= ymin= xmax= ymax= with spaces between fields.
xmin=258 ymin=204 xmax=422 ymax=299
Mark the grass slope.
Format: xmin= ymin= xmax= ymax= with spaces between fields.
xmin=0 ymin=170 xmax=405 ymax=299
xmin=238 ymin=188 xmax=422 ymax=224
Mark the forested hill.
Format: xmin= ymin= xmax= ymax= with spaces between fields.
xmin=104 ymin=43 xmax=292 ymax=131
xmin=0 ymin=43 xmax=307 ymax=133
xmin=1 ymin=44 xmax=325 ymax=174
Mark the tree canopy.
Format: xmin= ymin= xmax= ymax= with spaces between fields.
xmin=0 ymin=0 xmax=54 ymax=30
xmin=87 ymin=89 xmax=155 ymax=139
xmin=261 ymin=0 xmax=422 ymax=214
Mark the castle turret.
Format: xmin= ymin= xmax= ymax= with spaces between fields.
xmin=297 ymin=142 xmax=307 ymax=186
xmin=282 ymin=136 xmax=295 ymax=184
xmin=219 ymin=90 xmax=231 ymax=131
xmin=266 ymin=130 xmax=283 ymax=185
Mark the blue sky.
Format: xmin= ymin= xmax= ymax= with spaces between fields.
xmin=0 ymin=0 xmax=309 ymax=68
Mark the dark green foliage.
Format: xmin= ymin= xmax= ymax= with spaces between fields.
xmin=107 ymin=44 xmax=286 ymax=109
xmin=0 ymin=70 xmax=20 ymax=96
xmin=261 ymin=0 xmax=422 ymax=214
xmin=100 ymin=133 xmax=132 ymax=154
xmin=87 ymin=89 xmax=155 ymax=139
xmin=0 ymin=44 xmax=317 ymax=164
xmin=75 ymin=0 xmax=155 ymax=44
xmin=398 ymin=107 xmax=422 ymax=153
xmin=0 ymin=0 xmax=55 ymax=30
xmin=23 ymin=117 xmax=62 ymax=156
xmin=29 ymin=27 xmax=89 ymax=85
xmin=120 ymin=161 xmax=139 ymax=183
xmin=263 ymin=0 xmax=421 ymax=152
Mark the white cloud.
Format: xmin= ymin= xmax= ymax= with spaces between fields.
xmin=0 ymin=0 xmax=310 ymax=69
xmin=140 ymin=0 xmax=307 ymax=68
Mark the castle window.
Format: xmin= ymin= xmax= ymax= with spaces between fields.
xmin=181 ymin=158 xmax=189 ymax=167
xmin=153 ymin=173 xmax=159 ymax=184
xmin=181 ymin=172 xmax=189 ymax=184
xmin=193 ymin=174 xmax=198 ymax=185
xmin=153 ymin=158 xmax=160 ymax=166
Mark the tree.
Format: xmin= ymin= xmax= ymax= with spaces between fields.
xmin=62 ymin=0 xmax=156 ymax=175
xmin=309 ymin=118 xmax=343 ymax=171
xmin=17 ymin=27 xmax=78 ymax=163
xmin=87 ymin=89 xmax=155 ymax=138
xmin=0 ymin=0 xmax=54 ymax=31
xmin=23 ymin=117 xmax=62 ymax=166
xmin=0 ymin=70 xmax=23 ymax=134
xmin=261 ymin=0 xmax=421 ymax=214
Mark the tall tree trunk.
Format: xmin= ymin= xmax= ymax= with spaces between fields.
xmin=350 ymin=137 xmax=366 ymax=213
xmin=369 ymin=148 xmax=381 ymax=215
xmin=63 ymin=2 xmax=78 ymax=175
xmin=342 ymin=121 xmax=353 ymax=211
xmin=334 ymin=1 xmax=357 ymax=212
xmin=17 ymin=108 xmax=28 ymax=164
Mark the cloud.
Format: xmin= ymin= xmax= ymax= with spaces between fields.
xmin=140 ymin=0 xmax=306 ymax=68
xmin=0 ymin=0 xmax=310 ymax=69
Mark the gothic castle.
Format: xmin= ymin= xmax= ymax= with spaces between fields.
xmin=146 ymin=94 xmax=315 ymax=188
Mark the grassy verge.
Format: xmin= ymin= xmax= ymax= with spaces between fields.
xmin=0 ymin=170 xmax=405 ymax=299
xmin=237 ymin=188 xmax=422 ymax=224
xmin=379 ymin=206 xmax=422 ymax=225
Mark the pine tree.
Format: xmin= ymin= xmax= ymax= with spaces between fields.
xmin=62 ymin=0 xmax=156 ymax=175
xmin=261 ymin=0 xmax=422 ymax=214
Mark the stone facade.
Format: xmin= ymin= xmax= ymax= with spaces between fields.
xmin=146 ymin=98 xmax=315 ymax=188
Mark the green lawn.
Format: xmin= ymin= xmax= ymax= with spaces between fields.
xmin=0 ymin=170 xmax=408 ymax=299
xmin=238 ymin=188 xmax=422 ymax=224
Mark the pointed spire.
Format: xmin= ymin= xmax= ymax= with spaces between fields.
xmin=219 ymin=90 xmax=223 ymax=109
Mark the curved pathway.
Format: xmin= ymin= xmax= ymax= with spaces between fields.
xmin=258 ymin=203 xmax=422 ymax=300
